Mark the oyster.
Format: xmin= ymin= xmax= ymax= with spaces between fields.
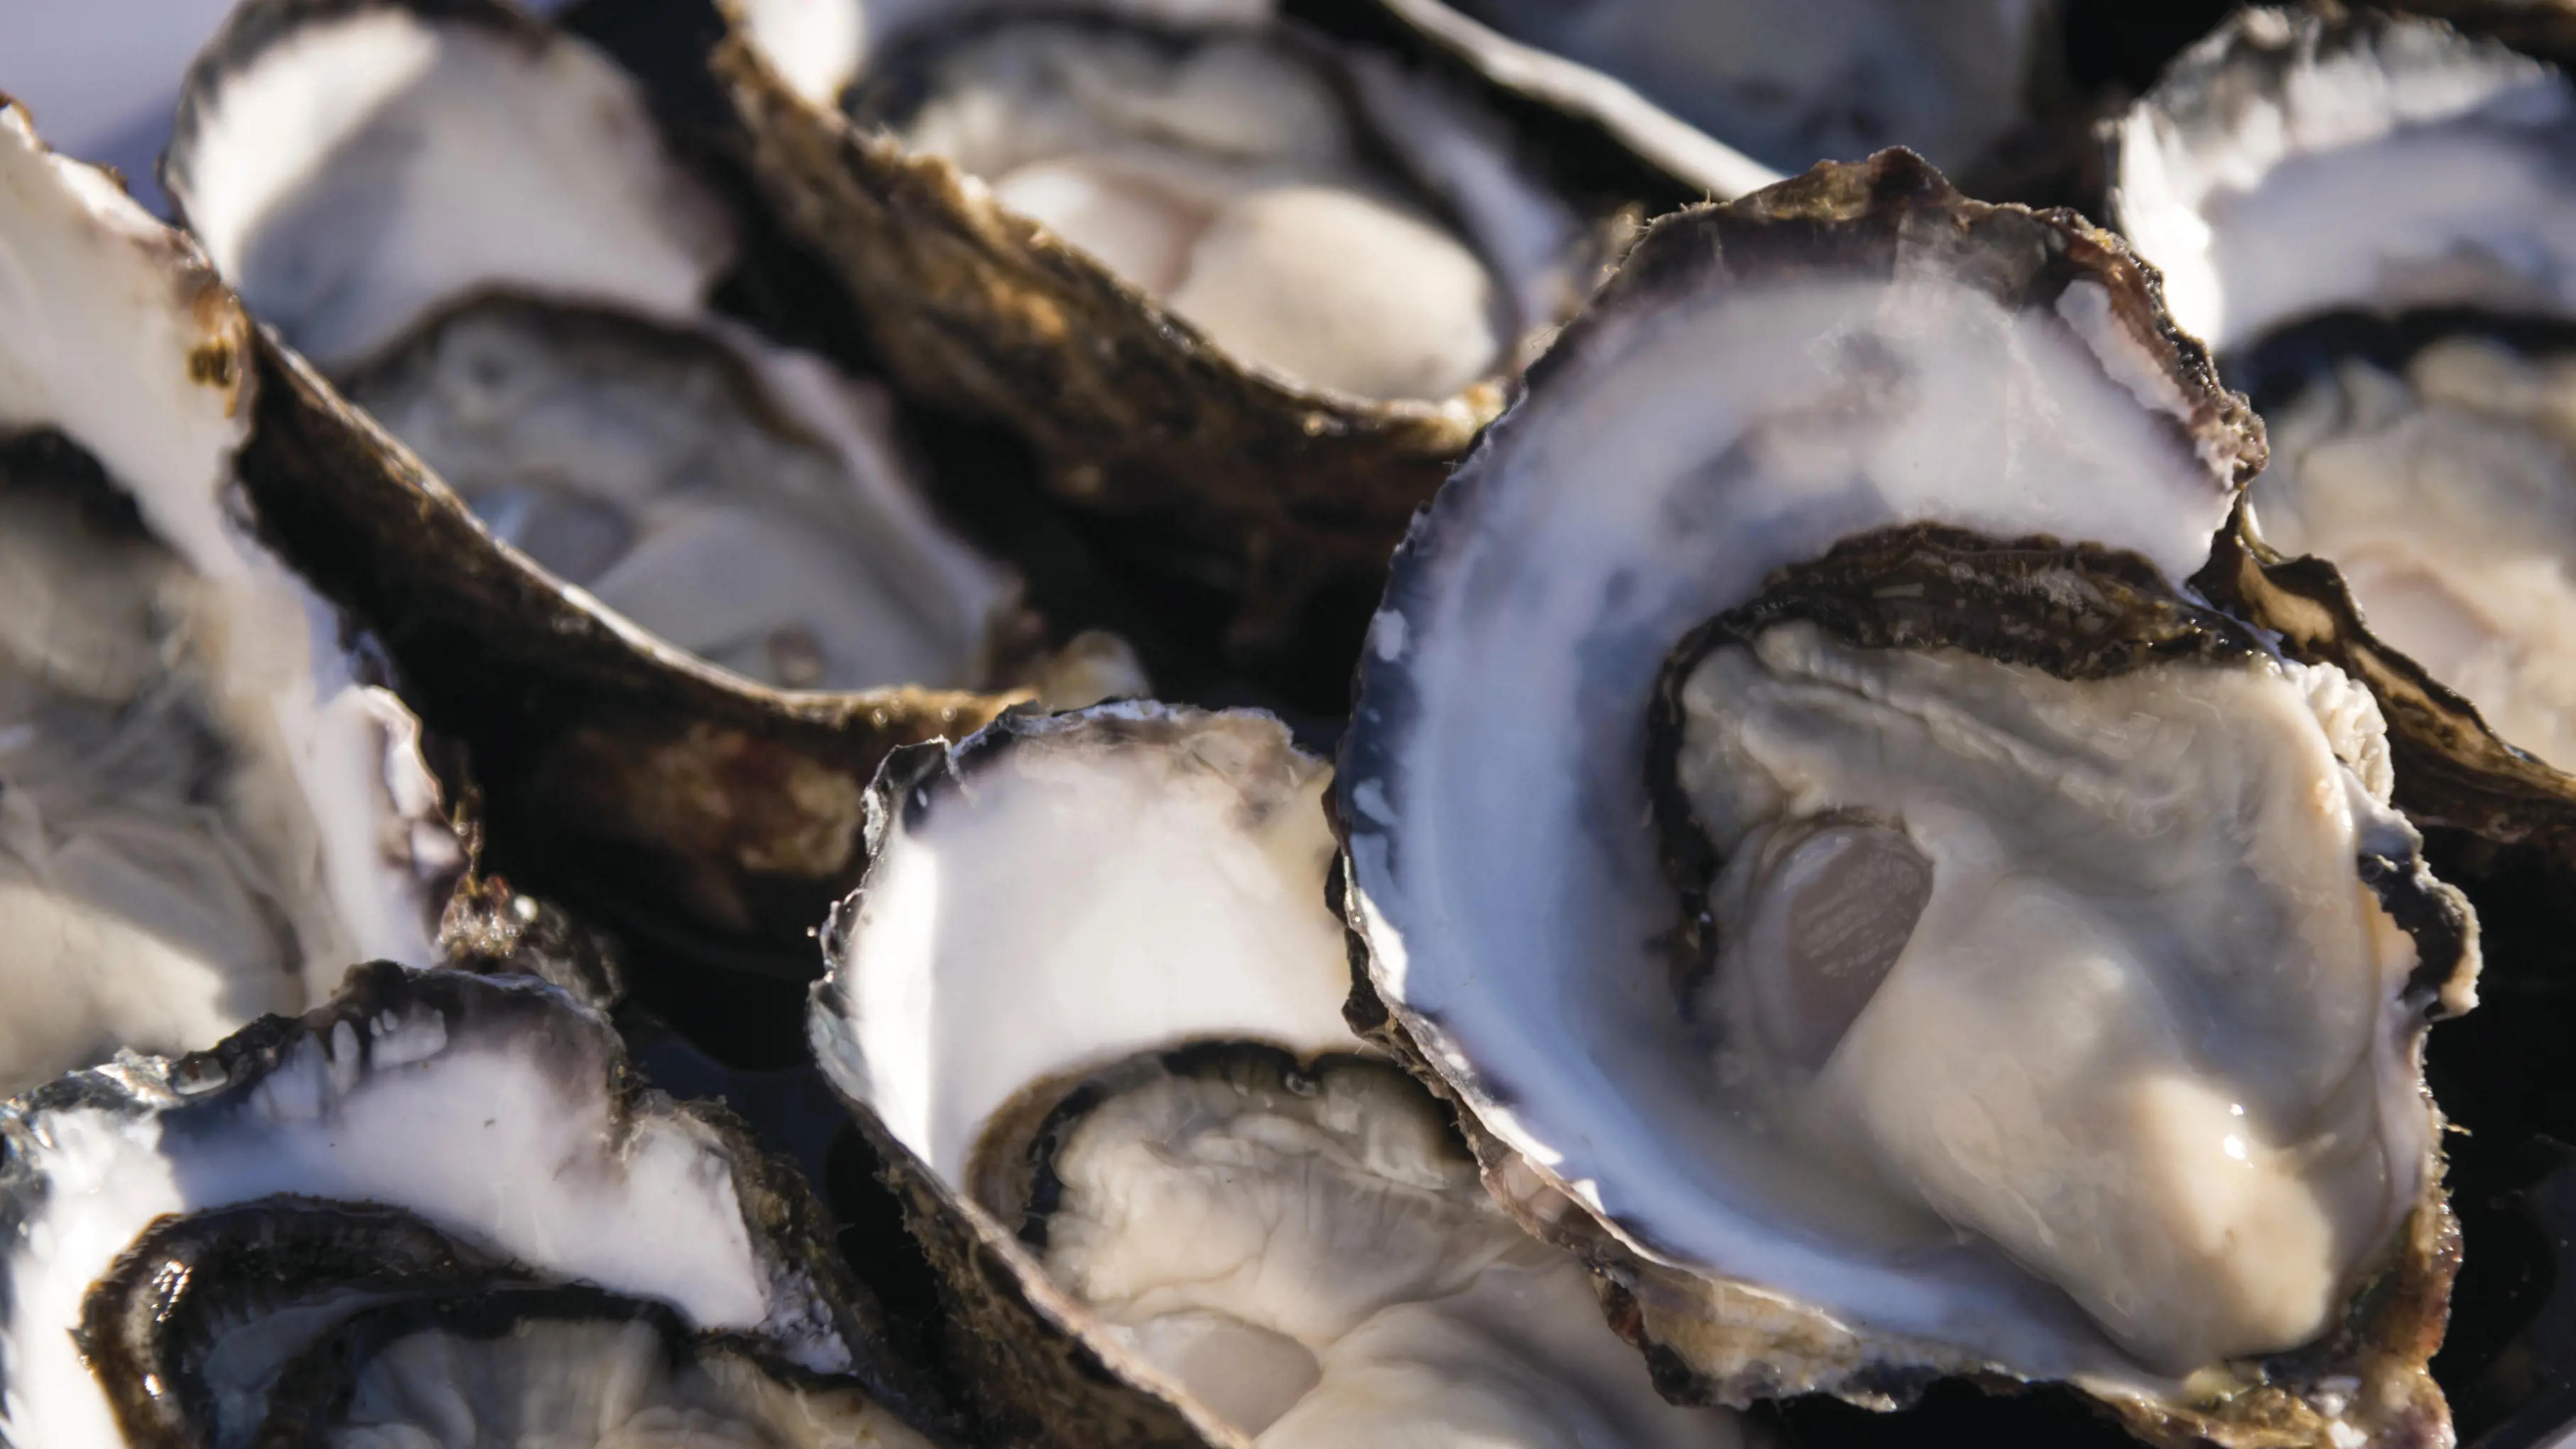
xmin=1334 ymin=151 xmax=2478 ymax=1448
xmin=0 ymin=100 xmax=455 ymax=1097
xmin=717 ymin=0 xmax=1747 ymax=651
xmin=1428 ymin=0 xmax=2057 ymax=175
xmin=2114 ymin=7 xmax=2576 ymax=848
xmin=1 ymin=962 xmax=936 ymax=1445
xmin=137 ymin=7 xmax=1036 ymax=959
xmin=163 ymin=0 xmax=1075 ymax=700
xmin=808 ymin=703 xmax=1752 ymax=1449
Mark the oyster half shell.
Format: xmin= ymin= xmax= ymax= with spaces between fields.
xmin=0 ymin=963 xmax=940 ymax=1446
xmin=1335 ymin=151 xmax=2478 ymax=1448
xmin=714 ymin=0 xmax=1743 ymax=653
xmin=0 ymin=99 xmax=457 ymax=1097
xmin=163 ymin=0 xmax=1056 ymax=702
xmin=808 ymin=702 xmax=1751 ymax=1449
xmin=141 ymin=1 xmax=1038 ymax=955
xmin=2114 ymin=6 xmax=2576 ymax=863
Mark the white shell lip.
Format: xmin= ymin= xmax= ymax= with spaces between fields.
xmin=811 ymin=700 xmax=1352 ymax=1185
xmin=0 ymin=99 xmax=452 ymax=1008
xmin=163 ymin=0 xmax=737 ymax=373
xmin=1330 ymin=152 xmax=2463 ymax=1416
xmin=2112 ymin=4 xmax=2576 ymax=357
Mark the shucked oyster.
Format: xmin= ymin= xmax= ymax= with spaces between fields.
xmin=717 ymin=0 xmax=1744 ymax=651
xmin=809 ymin=703 xmax=1751 ymax=1449
xmin=1335 ymin=152 xmax=2478 ymax=1448
xmin=163 ymin=0 xmax=1063 ymax=699
xmin=2114 ymin=8 xmax=2576 ymax=848
xmin=1 ymin=963 xmax=942 ymax=1446
xmin=0 ymin=102 xmax=454 ymax=1098
xmin=146 ymin=1 xmax=1040 ymax=955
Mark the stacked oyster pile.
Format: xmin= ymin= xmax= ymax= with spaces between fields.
xmin=6 ymin=0 xmax=2576 ymax=1445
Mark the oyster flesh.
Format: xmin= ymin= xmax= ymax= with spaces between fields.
xmin=1336 ymin=151 xmax=2478 ymax=1448
xmin=0 ymin=99 xmax=454 ymax=1097
xmin=810 ymin=702 xmax=1752 ymax=1449
xmin=0 ymin=962 xmax=935 ymax=1446
xmin=165 ymin=0 xmax=1049 ymax=698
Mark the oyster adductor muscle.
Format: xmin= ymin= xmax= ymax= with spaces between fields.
xmin=0 ymin=964 xmax=915 ymax=1445
xmin=714 ymin=0 xmax=1743 ymax=651
xmin=809 ymin=702 xmax=1750 ymax=1449
xmin=0 ymin=100 xmax=455 ymax=1099
xmin=1336 ymin=150 xmax=2474 ymax=1448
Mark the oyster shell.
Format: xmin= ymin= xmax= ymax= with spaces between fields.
xmin=1334 ymin=151 xmax=2477 ymax=1448
xmin=134 ymin=6 xmax=1034 ymax=958
xmin=161 ymin=0 xmax=1077 ymax=702
xmin=1426 ymin=0 xmax=2057 ymax=176
xmin=0 ymin=99 xmax=456 ymax=1097
xmin=2113 ymin=6 xmax=2576 ymax=859
xmin=0 ymin=962 xmax=934 ymax=1445
xmin=714 ymin=0 xmax=1752 ymax=653
xmin=808 ymin=702 xmax=1751 ymax=1449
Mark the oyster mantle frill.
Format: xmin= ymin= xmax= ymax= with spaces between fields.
xmin=1335 ymin=151 xmax=2477 ymax=1448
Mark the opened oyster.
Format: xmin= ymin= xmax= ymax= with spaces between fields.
xmin=162 ymin=0 xmax=1083 ymax=700
xmin=717 ymin=0 xmax=1749 ymax=650
xmin=139 ymin=6 xmax=1040 ymax=957
xmin=1 ymin=962 xmax=943 ymax=1445
xmin=1430 ymin=0 xmax=2056 ymax=175
xmin=0 ymin=101 xmax=455 ymax=1100
xmin=807 ymin=703 xmax=1750 ymax=1448
xmin=2114 ymin=7 xmax=2576 ymax=852
xmin=1335 ymin=151 xmax=2479 ymax=1448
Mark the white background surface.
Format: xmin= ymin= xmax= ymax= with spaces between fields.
xmin=1 ymin=0 xmax=575 ymax=211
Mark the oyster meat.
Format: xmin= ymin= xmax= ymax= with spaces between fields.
xmin=2115 ymin=7 xmax=2576 ymax=788
xmin=810 ymin=704 xmax=1751 ymax=1449
xmin=0 ymin=99 xmax=453 ymax=1097
xmin=165 ymin=0 xmax=1051 ymax=698
xmin=1335 ymin=152 xmax=2477 ymax=1448
xmin=0 ymin=963 xmax=928 ymax=1447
